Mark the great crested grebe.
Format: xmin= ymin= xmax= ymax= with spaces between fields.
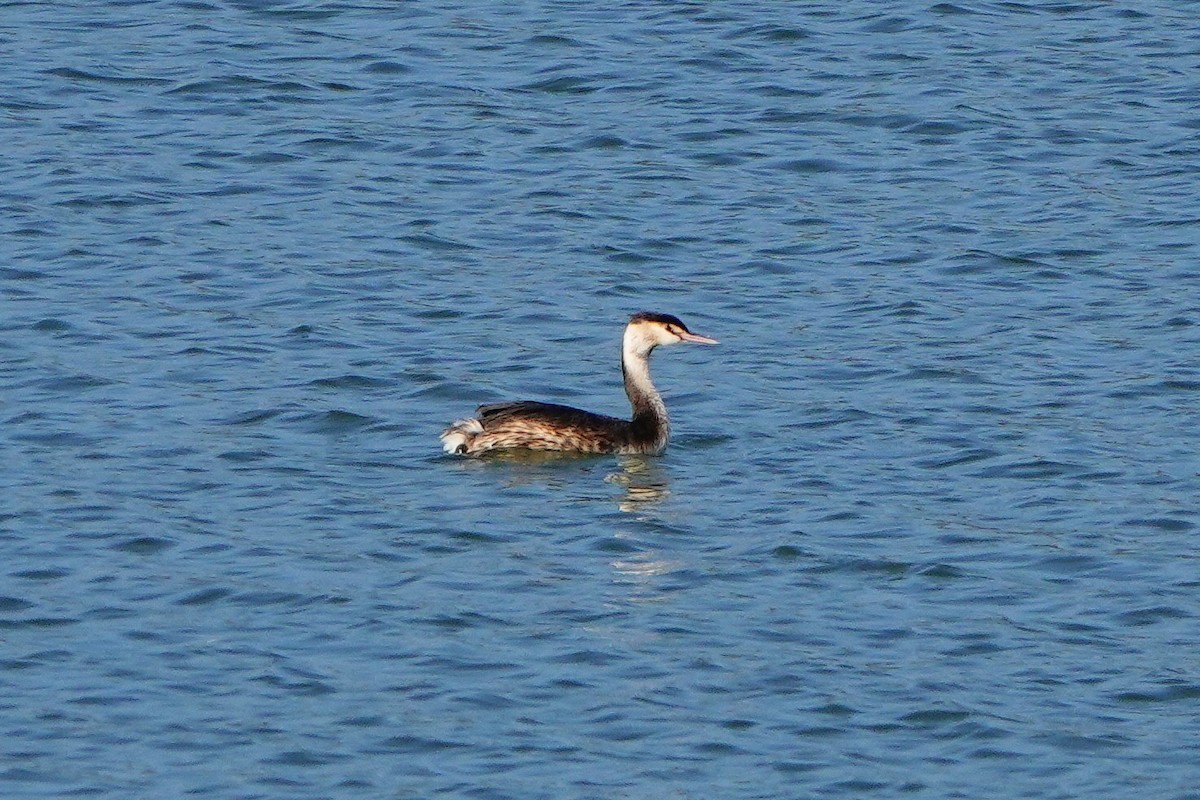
xmin=440 ymin=312 xmax=717 ymax=456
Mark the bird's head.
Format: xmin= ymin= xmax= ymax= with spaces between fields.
xmin=623 ymin=312 xmax=718 ymax=356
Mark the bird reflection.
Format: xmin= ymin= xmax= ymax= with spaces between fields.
xmin=451 ymin=451 xmax=682 ymax=597
xmin=604 ymin=456 xmax=680 ymax=596
xmin=604 ymin=455 xmax=670 ymax=512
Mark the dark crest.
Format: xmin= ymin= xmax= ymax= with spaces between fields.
xmin=629 ymin=311 xmax=689 ymax=331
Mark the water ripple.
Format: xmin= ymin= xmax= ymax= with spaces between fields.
xmin=3 ymin=2 xmax=1199 ymax=798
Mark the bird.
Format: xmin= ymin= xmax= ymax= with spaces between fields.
xmin=440 ymin=312 xmax=717 ymax=456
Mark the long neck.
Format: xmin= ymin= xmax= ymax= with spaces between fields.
xmin=621 ymin=339 xmax=669 ymax=452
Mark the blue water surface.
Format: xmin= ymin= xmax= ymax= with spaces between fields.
xmin=3 ymin=2 xmax=1199 ymax=798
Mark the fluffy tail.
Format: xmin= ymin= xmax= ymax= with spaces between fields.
xmin=439 ymin=417 xmax=483 ymax=455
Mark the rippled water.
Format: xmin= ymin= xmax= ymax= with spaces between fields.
xmin=4 ymin=2 xmax=1200 ymax=798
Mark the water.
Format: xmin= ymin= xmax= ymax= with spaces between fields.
xmin=3 ymin=2 xmax=1199 ymax=798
